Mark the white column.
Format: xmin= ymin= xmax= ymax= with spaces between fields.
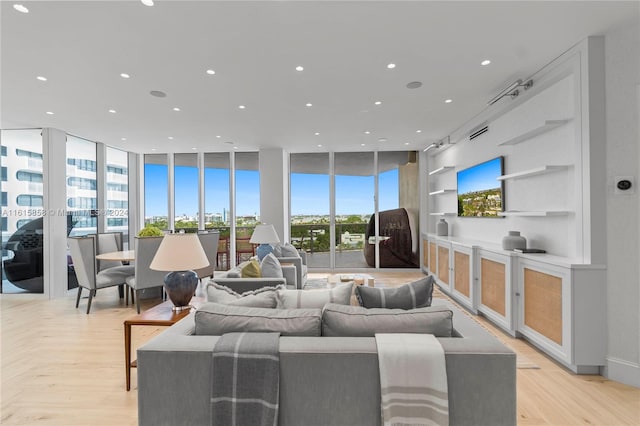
xmin=42 ymin=128 xmax=69 ymax=298
xmin=198 ymin=152 xmax=205 ymax=230
xmin=96 ymin=142 xmax=107 ymax=233
xmin=229 ymin=152 xmax=236 ymax=267
xmin=129 ymin=152 xmax=141 ymax=245
xmin=167 ymin=154 xmax=175 ymax=232
xmin=258 ymin=148 xmax=289 ymax=242
xmin=329 ymin=152 xmax=336 ymax=269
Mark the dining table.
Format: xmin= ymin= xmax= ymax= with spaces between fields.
xmin=95 ymin=250 xmax=136 ymax=262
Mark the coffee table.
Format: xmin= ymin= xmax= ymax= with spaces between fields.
xmin=124 ymin=297 xmax=204 ymax=391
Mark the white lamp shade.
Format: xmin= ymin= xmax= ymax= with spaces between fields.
xmin=249 ymin=224 xmax=280 ymax=244
xmin=150 ymin=233 xmax=209 ymax=271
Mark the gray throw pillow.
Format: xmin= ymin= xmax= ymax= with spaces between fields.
xmin=195 ymin=302 xmax=322 ymax=336
xmin=279 ymin=242 xmax=300 ymax=258
xmin=205 ymin=281 xmax=280 ymax=308
xmin=277 ymin=282 xmax=353 ymax=309
xmin=355 ymin=276 xmax=434 ymax=309
xmin=260 ymin=253 xmax=283 ymax=278
xmin=321 ymin=303 xmax=453 ymax=337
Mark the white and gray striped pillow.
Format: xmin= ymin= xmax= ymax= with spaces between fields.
xmin=355 ymin=276 xmax=434 ymax=309
xmin=276 ymin=282 xmax=353 ymax=309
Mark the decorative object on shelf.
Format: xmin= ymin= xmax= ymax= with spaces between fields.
xmin=150 ymin=233 xmax=209 ymax=311
xmin=436 ymin=219 xmax=449 ymax=236
xmin=250 ymin=223 xmax=281 ymax=260
xmin=502 ymin=231 xmax=527 ymax=251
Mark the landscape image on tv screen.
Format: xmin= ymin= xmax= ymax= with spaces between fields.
xmin=457 ymin=157 xmax=504 ymax=217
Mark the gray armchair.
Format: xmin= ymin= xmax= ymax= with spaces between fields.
xmin=68 ymin=235 xmax=130 ymax=314
xmin=276 ymin=251 xmax=307 ymax=289
xmin=126 ymin=236 xmax=166 ymax=313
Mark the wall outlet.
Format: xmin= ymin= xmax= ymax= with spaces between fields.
xmin=614 ymin=176 xmax=635 ymax=195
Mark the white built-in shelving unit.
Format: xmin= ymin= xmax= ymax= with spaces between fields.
xmin=429 ymin=212 xmax=457 ymax=216
xmin=497 ymin=119 xmax=570 ymax=146
xmin=428 ymin=189 xmax=455 ymax=196
xmin=428 ymin=166 xmax=454 ymax=176
xmin=497 ymin=165 xmax=569 ymax=181
xmin=498 ymin=210 xmax=570 ymax=217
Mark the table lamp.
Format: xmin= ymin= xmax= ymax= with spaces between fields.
xmin=250 ymin=224 xmax=280 ymax=260
xmin=150 ymin=233 xmax=209 ymax=311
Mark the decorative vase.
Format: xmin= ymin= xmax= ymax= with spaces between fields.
xmin=436 ymin=219 xmax=448 ymax=236
xmin=502 ymin=231 xmax=526 ymax=250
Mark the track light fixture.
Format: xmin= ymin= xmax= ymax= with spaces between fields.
xmin=423 ymin=136 xmax=451 ymax=152
xmin=487 ymin=79 xmax=533 ymax=105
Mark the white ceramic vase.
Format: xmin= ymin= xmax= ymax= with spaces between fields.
xmin=502 ymin=231 xmax=526 ymax=250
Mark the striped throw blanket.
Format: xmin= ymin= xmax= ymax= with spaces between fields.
xmin=375 ymin=333 xmax=449 ymax=426
xmin=211 ymin=332 xmax=281 ymax=426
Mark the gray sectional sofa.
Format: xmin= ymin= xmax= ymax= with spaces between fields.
xmin=137 ymin=298 xmax=516 ymax=426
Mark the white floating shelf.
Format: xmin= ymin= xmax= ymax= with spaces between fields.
xmin=428 ymin=166 xmax=454 ymax=176
xmin=429 ymin=212 xmax=457 ymax=216
xmin=429 ymin=189 xmax=456 ymax=196
xmin=498 ymin=120 xmax=570 ymax=146
xmin=499 ymin=211 xmax=570 ymax=217
xmin=497 ymin=165 xmax=569 ymax=181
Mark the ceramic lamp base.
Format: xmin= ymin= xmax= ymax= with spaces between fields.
xmin=256 ymin=243 xmax=273 ymax=261
xmin=163 ymin=270 xmax=198 ymax=310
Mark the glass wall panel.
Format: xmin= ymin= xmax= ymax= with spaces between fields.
xmin=1 ymin=129 xmax=45 ymax=293
xmin=290 ymin=153 xmax=330 ymax=268
xmin=334 ymin=152 xmax=374 ymax=268
xmin=234 ymin=152 xmax=260 ymax=262
xmin=205 ymin=153 xmax=230 ymax=269
xmin=144 ymin=154 xmax=168 ymax=230
xmin=66 ymin=135 xmax=97 ymax=237
xmin=174 ymin=153 xmax=199 ymax=233
xmin=106 ymin=147 xmax=129 ymax=248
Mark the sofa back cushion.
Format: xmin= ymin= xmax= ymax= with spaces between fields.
xmin=276 ymin=282 xmax=353 ymax=309
xmin=321 ymin=303 xmax=453 ymax=337
xmin=273 ymin=242 xmax=300 ymax=258
xmin=260 ymin=253 xmax=283 ymax=278
xmin=355 ymin=275 xmax=434 ymax=309
xmin=205 ymin=281 xmax=280 ymax=308
xmin=195 ymin=303 xmax=322 ymax=336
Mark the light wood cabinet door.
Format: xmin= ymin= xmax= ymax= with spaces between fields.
xmin=454 ymin=250 xmax=470 ymax=298
xmin=481 ymin=257 xmax=506 ymax=316
xmin=437 ymin=245 xmax=450 ymax=285
xmin=524 ymin=268 xmax=563 ymax=345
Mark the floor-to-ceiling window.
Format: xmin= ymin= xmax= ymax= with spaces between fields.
xmin=144 ymin=154 xmax=169 ymax=230
xmin=174 ymin=153 xmax=198 ymax=232
xmin=66 ymin=135 xmax=97 ymax=237
xmin=334 ymin=152 xmax=374 ymax=268
xmin=205 ymin=153 xmax=231 ymax=269
xmin=234 ymin=152 xmax=260 ymax=262
xmin=290 ymin=153 xmax=330 ymax=268
xmin=106 ymin=147 xmax=129 ymax=247
xmin=1 ymin=129 xmax=45 ymax=293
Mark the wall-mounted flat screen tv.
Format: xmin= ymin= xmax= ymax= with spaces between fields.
xmin=457 ymin=156 xmax=504 ymax=217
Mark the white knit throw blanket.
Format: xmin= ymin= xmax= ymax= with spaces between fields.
xmin=375 ymin=333 xmax=449 ymax=426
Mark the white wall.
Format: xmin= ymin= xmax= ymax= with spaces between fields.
xmin=604 ymin=20 xmax=640 ymax=387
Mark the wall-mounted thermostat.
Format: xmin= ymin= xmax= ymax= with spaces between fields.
xmin=614 ymin=176 xmax=635 ymax=195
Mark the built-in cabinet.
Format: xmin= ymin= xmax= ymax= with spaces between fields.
xmin=422 ymin=232 xmax=606 ymax=373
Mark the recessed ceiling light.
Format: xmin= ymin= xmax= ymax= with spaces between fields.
xmin=445 ymin=99 xmax=453 ymax=103
xmin=295 ymin=65 xmax=304 ymax=72
xmin=364 ymin=131 xmax=371 ymax=135
xmin=45 ymin=111 xmax=54 ymax=115
xmin=121 ymin=137 xmax=127 ymax=141
xmin=317 ymin=144 xmax=322 ymax=147
xmin=108 ymin=109 xmax=117 ymax=113
xmin=406 ymin=81 xmax=422 ymax=89
xmin=387 ymin=63 xmax=396 ymax=69
xmin=168 ymin=136 xmax=174 ymax=140
xmin=206 ymin=69 xmax=216 ymax=75
xmin=378 ymin=138 xmax=388 ymax=143
xmin=141 ymin=0 xmax=154 ymax=6
xmin=314 ymin=132 xmax=320 ymax=136
xmin=216 ymin=135 xmax=221 ymax=138
xmin=481 ymin=59 xmax=491 ymax=66
xmin=191 ymin=147 xmax=196 ymax=150
xmin=306 ymin=103 xmax=313 ymax=107
xmin=374 ymin=101 xmax=382 ymax=105
xmin=150 ymin=90 xmax=167 ymax=98
xmin=361 ymin=143 xmax=366 ymax=146
xmin=233 ymin=147 xmax=238 ymax=150
xmin=13 ymin=4 xmax=28 ymax=13
xmin=238 ymin=105 xmax=246 ymax=109
xmin=404 ymin=142 xmax=410 ymax=145
xmin=120 ymin=73 xmax=130 ymax=79
xmin=173 ymin=107 xmax=181 ymax=111
xmin=151 ymin=148 xmax=157 ymax=151
xmin=36 ymin=76 xmax=47 ymax=81
xmin=416 ymin=130 xmax=422 ymax=133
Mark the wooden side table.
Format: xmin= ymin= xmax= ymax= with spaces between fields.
xmin=124 ymin=298 xmax=204 ymax=391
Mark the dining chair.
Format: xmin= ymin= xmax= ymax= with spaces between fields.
xmin=216 ymin=237 xmax=230 ymax=271
xmin=125 ymin=236 xmax=166 ymax=314
xmin=235 ymin=237 xmax=256 ymax=264
xmin=194 ymin=231 xmax=220 ymax=280
xmin=68 ymin=235 xmax=130 ymax=314
xmin=96 ymin=232 xmax=124 ymax=271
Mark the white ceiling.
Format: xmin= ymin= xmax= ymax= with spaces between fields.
xmin=1 ymin=1 xmax=638 ymax=154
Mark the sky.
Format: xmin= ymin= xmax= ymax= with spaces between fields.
xmin=144 ymin=165 xmax=400 ymax=217
xmin=457 ymin=157 xmax=503 ymax=195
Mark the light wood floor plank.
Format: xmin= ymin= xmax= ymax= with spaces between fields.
xmin=1 ymin=271 xmax=638 ymax=425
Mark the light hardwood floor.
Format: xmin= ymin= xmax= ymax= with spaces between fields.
xmin=1 ymin=271 xmax=638 ymax=425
